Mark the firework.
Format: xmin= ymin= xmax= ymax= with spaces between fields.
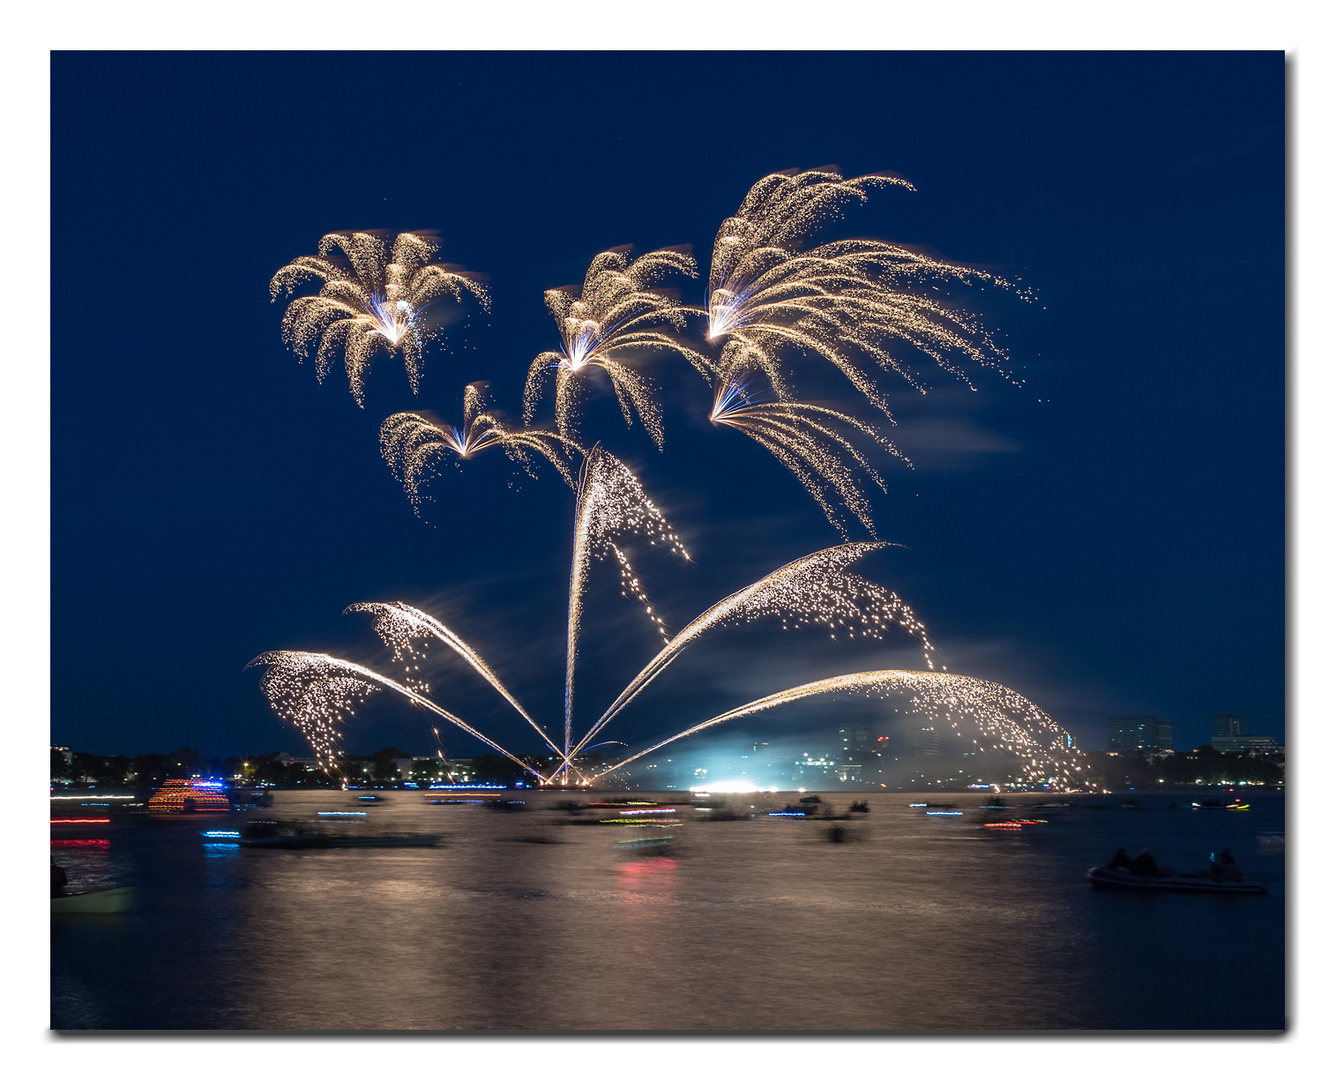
xmin=250 ymin=448 xmax=1084 ymax=786
xmin=523 ymin=246 xmax=714 ymax=447
xmin=380 ymin=382 xmax=581 ymax=512
xmin=245 ymin=651 xmax=550 ymax=781
xmin=709 ymin=359 xmax=908 ymax=538
xmin=344 ymin=600 xmax=564 ymax=759
xmin=270 ymin=230 xmax=489 ymax=406
xmin=594 ymin=670 xmax=1087 ymax=789
xmin=567 ymin=541 xmax=935 ymax=761
xmin=706 ymin=169 xmax=1024 ymax=416
xmin=557 ymin=447 xmax=689 ymax=781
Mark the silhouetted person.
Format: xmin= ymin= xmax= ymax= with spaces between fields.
xmin=1129 ymin=849 xmax=1159 ymax=877
xmin=51 ymin=861 xmax=67 ymax=898
xmin=1209 ymin=848 xmax=1243 ymax=882
xmin=1107 ymin=848 xmax=1133 ymax=871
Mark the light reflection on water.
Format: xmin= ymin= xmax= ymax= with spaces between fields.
xmin=51 ymin=790 xmax=1285 ymax=1030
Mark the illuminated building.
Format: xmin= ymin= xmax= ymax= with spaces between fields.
xmin=839 ymin=726 xmax=871 ymax=761
xmin=1107 ymin=716 xmax=1172 ymax=755
xmin=1209 ymin=714 xmax=1278 ymax=752
xmin=908 ymin=726 xmax=939 ymax=757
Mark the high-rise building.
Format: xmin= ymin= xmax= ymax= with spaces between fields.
xmin=839 ymin=726 xmax=871 ymax=762
xmin=1107 ymin=716 xmax=1172 ymax=755
xmin=1210 ymin=716 xmax=1277 ymax=753
xmin=908 ymin=726 xmax=939 ymax=757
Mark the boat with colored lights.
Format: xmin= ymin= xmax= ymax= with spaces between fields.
xmin=1086 ymin=866 xmax=1266 ymax=895
xmin=147 ymin=779 xmax=232 ymax=813
xmin=52 ymin=886 xmax=135 ymax=915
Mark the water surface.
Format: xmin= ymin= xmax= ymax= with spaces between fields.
xmin=50 ymin=789 xmax=1286 ymax=1031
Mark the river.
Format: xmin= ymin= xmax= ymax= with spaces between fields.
xmin=50 ymin=788 xmax=1286 ymax=1031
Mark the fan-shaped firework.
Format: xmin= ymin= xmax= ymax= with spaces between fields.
xmin=709 ymin=358 xmax=908 ymax=539
xmin=250 ymin=490 xmax=1084 ymax=786
xmin=249 ymin=534 xmax=954 ymax=786
xmin=706 ymin=168 xmax=1023 ymax=416
xmin=380 ymin=382 xmax=581 ymax=512
xmin=596 ymin=670 xmax=1087 ymax=789
xmin=523 ymin=246 xmax=714 ymax=447
xmin=270 ymin=230 xmax=490 ymax=406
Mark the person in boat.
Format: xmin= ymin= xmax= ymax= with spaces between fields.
xmin=1208 ymin=848 xmax=1243 ymax=883
xmin=51 ymin=860 xmax=67 ymax=898
xmin=1128 ymin=849 xmax=1160 ymax=877
xmin=1107 ymin=848 xmax=1134 ymax=871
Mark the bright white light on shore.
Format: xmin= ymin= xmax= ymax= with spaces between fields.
xmin=689 ymin=779 xmax=778 ymax=794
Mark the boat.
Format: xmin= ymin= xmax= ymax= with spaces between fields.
xmin=224 ymin=819 xmax=440 ymax=848
xmin=52 ymin=886 xmax=135 ymax=915
xmin=1086 ymin=866 xmax=1266 ymax=895
xmin=239 ymin=832 xmax=440 ymax=849
xmin=147 ymin=779 xmax=232 ymax=813
xmin=617 ymin=833 xmax=675 ymax=851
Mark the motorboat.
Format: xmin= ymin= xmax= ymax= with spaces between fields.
xmin=239 ymin=832 xmax=440 ymax=849
xmin=226 ymin=820 xmax=439 ymax=848
xmin=52 ymin=886 xmax=135 ymax=915
xmin=1086 ymin=866 xmax=1266 ymax=895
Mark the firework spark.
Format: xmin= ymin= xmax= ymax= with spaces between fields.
xmin=557 ymin=447 xmax=689 ymax=781
xmin=567 ymin=541 xmax=935 ymax=760
xmin=709 ymin=359 xmax=908 ymax=538
xmin=344 ymin=600 xmax=564 ymax=759
xmin=705 ymin=168 xmax=1024 ymax=416
xmin=523 ymin=247 xmax=714 ymax=447
xmin=270 ymin=231 xmax=489 ymax=406
xmin=245 ymin=650 xmax=550 ymax=781
xmin=380 ymin=382 xmax=581 ymax=512
xmin=595 ymin=671 xmax=1086 ymax=789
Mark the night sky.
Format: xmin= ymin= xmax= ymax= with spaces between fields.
xmin=49 ymin=51 xmax=1284 ymax=763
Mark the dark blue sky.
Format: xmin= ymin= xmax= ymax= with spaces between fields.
xmin=50 ymin=51 xmax=1284 ymax=761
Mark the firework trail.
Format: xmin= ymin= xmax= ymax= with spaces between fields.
xmin=705 ymin=169 xmax=1024 ymax=417
xmin=270 ymin=230 xmax=489 ymax=406
xmin=567 ymin=542 xmax=935 ymax=760
xmin=523 ymin=246 xmax=714 ymax=447
xmin=344 ymin=600 xmax=564 ymax=758
xmin=559 ymin=447 xmax=689 ymax=780
xmin=709 ymin=358 xmax=909 ymax=538
xmin=380 ymin=382 xmax=582 ymax=512
xmin=594 ymin=670 xmax=1086 ymax=788
xmin=245 ymin=651 xmax=550 ymax=781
